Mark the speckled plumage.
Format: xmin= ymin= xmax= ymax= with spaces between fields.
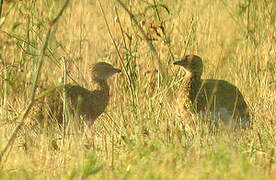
xmin=174 ymin=55 xmax=250 ymax=127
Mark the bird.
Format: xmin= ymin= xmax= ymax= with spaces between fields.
xmin=37 ymin=62 xmax=121 ymax=128
xmin=173 ymin=55 xmax=250 ymax=128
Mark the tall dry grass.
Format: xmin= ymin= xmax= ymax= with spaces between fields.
xmin=0 ymin=0 xmax=275 ymax=179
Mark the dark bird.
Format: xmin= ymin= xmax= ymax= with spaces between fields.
xmin=173 ymin=55 xmax=250 ymax=128
xmin=64 ymin=62 xmax=121 ymax=126
xmin=39 ymin=62 xmax=121 ymax=127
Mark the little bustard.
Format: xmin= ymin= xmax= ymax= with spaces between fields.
xmin=40 ymin=62 xmax=121 ymax=127
xmin=173 ymin=55 xmax=250 ymax=128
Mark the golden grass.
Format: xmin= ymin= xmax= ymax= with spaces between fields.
xmin=0 ymin=0 xmax=275 ymax=179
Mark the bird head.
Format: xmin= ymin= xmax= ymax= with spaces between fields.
xmin=91 ymin=62 xmax=121 ymax=81
xmin=173 ymin=55 xmax=203 ymax=78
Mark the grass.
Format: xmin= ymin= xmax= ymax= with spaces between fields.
xmin=0 ymin=0 xmax=275 ymax=179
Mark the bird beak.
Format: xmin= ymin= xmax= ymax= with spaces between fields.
xmin=114 ymin=68 xmax=121 ymax=73
xmin=173 ymin=60 xmax=186 ymax=66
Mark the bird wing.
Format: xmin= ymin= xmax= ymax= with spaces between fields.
xmin=199 ymin=79 xmax=249 ymax=118
xmin=64 ymin=85 xmax=107 ymax=121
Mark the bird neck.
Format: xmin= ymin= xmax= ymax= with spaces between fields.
xmin=93 ymin=79 xmax=110 ymax=96
xmin=184 ymin=74 xmax=202 ymax=103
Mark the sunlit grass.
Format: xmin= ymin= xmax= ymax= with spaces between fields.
xmin=0 ymin=0 xmax=275 ymax=179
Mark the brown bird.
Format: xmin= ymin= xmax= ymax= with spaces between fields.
xmin=65 ymin=62 xmax=121 ymax=126
xmin=173 ymin=55 xmax=250 ymax=128
xmin=41 ymin=62 xmax=121 ymax=127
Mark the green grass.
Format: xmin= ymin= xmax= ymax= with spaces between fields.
xmin=0 ymin=0 xmax=275 ymax=179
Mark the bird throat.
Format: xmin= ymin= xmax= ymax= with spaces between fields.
xmin=93 ymin=79 xmax=110 ymax=97
xmin=183 ymin=74 xmax=202 ymax=104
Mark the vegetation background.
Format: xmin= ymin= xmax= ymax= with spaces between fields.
xmin=0 ymin=0 xmax=275 ymax=179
